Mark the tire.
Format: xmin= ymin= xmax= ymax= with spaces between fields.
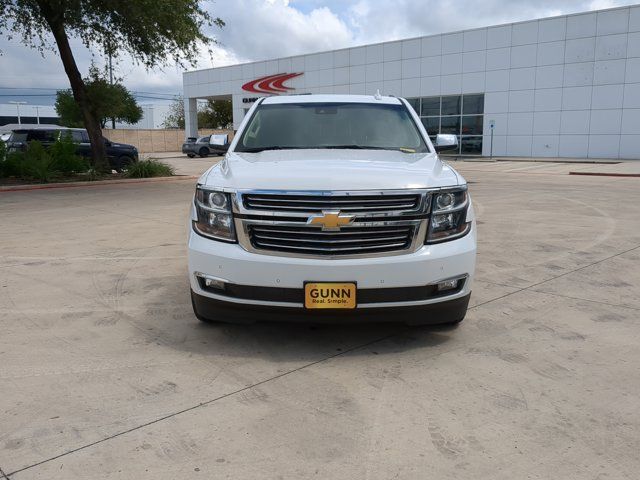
xmin=116 ymin=155 xmax=133 ymax=173
xmin=198 ymin=148 xmax=209 ymax=158
xmin=187 ymin=153 xmax=196 ymax=158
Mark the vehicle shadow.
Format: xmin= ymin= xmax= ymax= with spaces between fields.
xmin=143 ymin=277 xmax=455 ymax=361
xmin=175 ymin=323 xmax=454 ymax=367
xmin=150 ymin=286 xmax=456 ymax=363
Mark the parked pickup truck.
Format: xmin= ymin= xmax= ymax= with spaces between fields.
xmin=188 ymin=94 xmax=476 ymax=325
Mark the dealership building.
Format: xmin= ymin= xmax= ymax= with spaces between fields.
xmin=183 ymin=5 xmax=640 ymax=159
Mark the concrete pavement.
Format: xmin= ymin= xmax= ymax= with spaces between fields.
xmin=1 ymin=157 xmax=639 ymax=479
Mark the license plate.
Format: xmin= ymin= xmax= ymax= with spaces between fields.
xmin=304 ymin=282 xmax=357 ymax=309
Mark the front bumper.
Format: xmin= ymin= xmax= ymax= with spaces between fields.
xmin=191 ymin=289 xmax=471 ymax=324
xmin=188 ymin=221 xmax=476 ymax=322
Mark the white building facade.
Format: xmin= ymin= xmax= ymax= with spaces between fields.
xmin=183 ymin=5 xmax=640 ymax=159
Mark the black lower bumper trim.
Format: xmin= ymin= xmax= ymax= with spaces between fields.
xmin=196 ymin=277 xmax=466 ymax=304
xmin=191 ymin=290 xmax=470 ymax=325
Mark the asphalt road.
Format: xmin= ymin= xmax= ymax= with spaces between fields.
xmin=1 ymin=158 xmax=639 ymax=479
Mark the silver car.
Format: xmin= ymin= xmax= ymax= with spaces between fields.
xmin=182 ymin=135 xmax=229 ymax=158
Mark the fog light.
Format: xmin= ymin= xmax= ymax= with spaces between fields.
xmin=195 ymin=272 xmax=227 ymax=291
xmin=437 ymin=279 xmax=459 ymax=291
xmin=205 ymin=278 xmax=226 ymax=290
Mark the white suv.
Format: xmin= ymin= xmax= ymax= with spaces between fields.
xmin=188 ymin=94 xmax=476 ymax=325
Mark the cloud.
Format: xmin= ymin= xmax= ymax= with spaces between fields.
xmin=0 ymin=0 xmax=638 ymax=102
xmin=343 ymin=0 xmax=631 ymax=43
xmin=211 ymin=0 xmax=354 ymax=60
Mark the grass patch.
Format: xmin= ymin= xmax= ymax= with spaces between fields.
xmin=124 ymin=159 xmax=175 ymax=178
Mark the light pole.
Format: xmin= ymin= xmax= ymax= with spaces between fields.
xmin=9 ymin=101 xmax=27 ymax=124
xmin=34 ymin=106 xmax=41 ymax=125
xmin=106 ymin=39 xmax=116 ymax=129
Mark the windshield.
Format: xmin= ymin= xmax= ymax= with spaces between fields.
xmin=235 ymin=102 xmax=429 ymax=153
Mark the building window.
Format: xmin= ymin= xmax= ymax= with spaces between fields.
xmin=406 ymin=93 xmax=485 ymax=155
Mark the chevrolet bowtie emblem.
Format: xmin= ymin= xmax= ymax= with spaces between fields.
xmin=307 ymin=210 xmax=355 ymax=231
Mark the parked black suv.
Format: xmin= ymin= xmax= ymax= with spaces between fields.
xmin=6 ymin=127 xmax=139 ymax=171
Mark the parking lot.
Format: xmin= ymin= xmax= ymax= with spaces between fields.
xmin=1 ymin=157 xmax=639 ymax=479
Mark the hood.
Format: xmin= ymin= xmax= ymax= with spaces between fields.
xmin=200 ymin=149 xmax=461 ymax=191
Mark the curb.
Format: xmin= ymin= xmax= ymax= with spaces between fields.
xmin=0 ymin=175 xmax=199 ymax=193
xmin=569 ymin=172 xmax=640 ymax=178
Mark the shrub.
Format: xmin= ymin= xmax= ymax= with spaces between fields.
xmin=22 ymin=141 xmax=58 ymax=182
xmin=51 ymin=133 xmax=88 ymax=174
xmin=0 ymin=138 xmax=6 ymax=162
xmin=124 ymin=159 xmax=174 ymax=178
xmin=0 ymin=151 xmax=27 ymax=178
xmin=0 ymin=136 xmax=89 ymax=182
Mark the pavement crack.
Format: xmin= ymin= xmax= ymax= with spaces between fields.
xmin=0 ymin=466 xmax=9 ymax=480
xmin=530 ymin=289 xmax=640 ymax=312
xmin=5 ymin=332 xmax=398 ymax=477
xmin=470 ymin=244 xmax=640 ymax=310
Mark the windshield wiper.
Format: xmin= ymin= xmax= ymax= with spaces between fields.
xmin=238 ymin=146 xmax=287 ymax=153
xmin=322 ymin=145 xmax=391 ymax=150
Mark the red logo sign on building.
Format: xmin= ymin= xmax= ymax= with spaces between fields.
xmin=242 ymin=72 xmax=303 ymax=94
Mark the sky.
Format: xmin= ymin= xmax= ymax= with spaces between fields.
xmin=0 ymin=0 xmax=637 ymax=106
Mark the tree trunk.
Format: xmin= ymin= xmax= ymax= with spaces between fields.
xmin=40 ymin=5 xmax=108 ymax=170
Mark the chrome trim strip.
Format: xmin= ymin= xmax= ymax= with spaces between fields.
xmin=231 ymin=187 xmax=466 ymax=259
xmin=252 ymin=234 xmax=409 ymax=244
xmin=231 ymin=188 xmax=435 ymax=219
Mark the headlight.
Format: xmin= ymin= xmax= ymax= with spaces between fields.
xmin=426 ymin=187 xmax=471 ymax=244
xmin=192 ymin=187 xmax=236 ymax=242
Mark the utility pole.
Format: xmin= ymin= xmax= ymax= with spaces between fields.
xmin=107 ymin=40 xmax=116 ymax=129
xmin=9 ymin=101 xmax=27 ymax=124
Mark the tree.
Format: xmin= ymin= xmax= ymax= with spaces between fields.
xmin=162 ymin=97 xmax=232 ymax=130
xmin=1 ymin=1 xmax=222 ymax=169
xmin=162 ymin=96 xmax=186 ymax=129
xmin=55 ymin=67 xmax=143 ymax=128
xmin=200 ymin=99 xmax=232 ymax=129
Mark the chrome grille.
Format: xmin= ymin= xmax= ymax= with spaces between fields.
xmin=243 ymin=193 xmax=422 ymax=213
xmin=248 ymin=224 xmax=415 ymax=256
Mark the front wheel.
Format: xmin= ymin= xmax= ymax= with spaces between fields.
xmin=187 ymin=153 xmax=196 ymax=158
xmin=115 ymin=155 xmax=134 ymax=173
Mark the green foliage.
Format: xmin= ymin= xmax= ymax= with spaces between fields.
xmin=124 ymin=159 xmax=175 ymax=178
xmin=54 ymin=91 xmax=84 ymax=128
xmin=0 ymin=138 xmax=6 ymax=161
xmin=1 ymin=0 xmax=222 ymax=169
xmin=51 ymin=133 xmax=90 ymax=173
xmin=162 ymin=97 xmax=232 ymax=129
xmin=56 ymin=67 xmax=143 ymax=128
xmin=21 ymin=141 xmax=58 ymax=182
xmin=0 ymin=137 xmax=89 ymax=182
xmin=163 ymin=97 xmax=186 ymax=129
xmin=0 ymin=152 xmax=25 ymax=178
xmin=0 ymin=1 xmax=222 ymax=69
xmin=199 ymin=99 xmax=233 ymax=129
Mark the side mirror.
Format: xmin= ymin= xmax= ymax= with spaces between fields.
xmin=434 ymin=134 xmax=459 ymax=153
